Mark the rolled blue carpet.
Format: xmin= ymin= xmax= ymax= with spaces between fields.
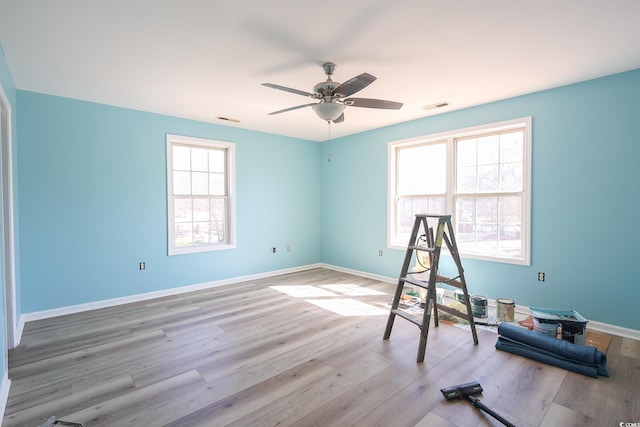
xmin=495 ymin=323 xmax=608 ymax=378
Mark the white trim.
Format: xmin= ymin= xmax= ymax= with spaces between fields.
xmin=16 ymin=263 xmax=639 ymax=343
xmin=387 ymin=117 xmax=532 ymax=266
xmin=166 ymin=134 xmax=237 ymax=256
xmin=0 ymin=82 xmax=17 ymax=350
xmin=320 ymin=263 xmax=640 ymax=340
xmin=318 ymin=263 xmax=396 ymax=284
xmin=20 ymin=264 xmax=322 ymax=323
xmin=585 ymin=320 xmax=640 ymax=341
xmin=0 ymin=372 xmax=10 ymax=421
xmin=15 ymin=316 xmax=24 ymax=346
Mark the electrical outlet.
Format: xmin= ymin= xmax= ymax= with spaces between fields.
xmin=378 ymin=250 xmax=383 ymax=256
xmin=272 ymin=247 xmax=276 ymax=253
xmin=139 ymin=262 xmax=145 ymax=270
xmin=287 ymin=245 xmax=291 ymax=252
xmin=538 ymin=272 xmax=545 ymax=281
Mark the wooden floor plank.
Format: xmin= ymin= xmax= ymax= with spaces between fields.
xmin=3 ymin=268 xmax=637 ymax=427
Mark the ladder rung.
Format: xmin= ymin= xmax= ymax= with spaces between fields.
xmin=390 ymin=308 xmax=423 ymax=327
xmin=408 ymin=245 xmax=435 ymax=252
xmin=415 ymin=214 xmax=452 ymax=220
xmin=400 ymin=277 xmax=430 ymax=289
xmin=435 ymin=303 xmax=472 ymax=321
xmin=435 ymin=275 xmax=463 ymax=288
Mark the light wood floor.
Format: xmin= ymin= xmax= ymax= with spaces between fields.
xmin=3 ymin=268 xmax=639 ymax=426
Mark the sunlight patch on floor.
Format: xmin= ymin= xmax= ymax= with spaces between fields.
xmin=269 ymin=283 xmax=389 ymax=316
xmin=304 ymin=298 xmax=389 ymax=316
xmin=318 ymin=284 xmax=386 ymax=296
xmin=269 ymin=285 xmax=339 ymax=298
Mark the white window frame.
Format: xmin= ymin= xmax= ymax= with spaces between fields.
xmin=388 ymin=117 xmax=531 ymax=265
xmin=166 ymin=134 xmax=236 ymax=255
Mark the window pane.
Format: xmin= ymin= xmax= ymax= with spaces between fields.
xmin=173 ymin=171 xmax=191 ymax=195
xmin=191 ymin=147 xmax=208 ymax=172
xmin=173 ymin=146 xmax=190 ymax=170
xmin=478 ymin=165 xmax=499 ymax=192
xmin=457 ymin=197 xmax=476 ymax=223
xmin=500 ymin=162 xmax=522 ymax=192
xmin=209 ymin=149 xmax=225 ymax=173
xmin=477 ymin=135 xmax=499 ymax=165
xmin=211 ymin=198 xmax=226 ymax=221
xmin=193 ymin=222 xmax=210 ymax=244
xmin=396 ymin=196 xmax=445 ymax=244
xmin=397 ymin=143 xmax=446 ymax=195
xmin=192 ymin=172 xmax=208 ymax=195
xmin=457 ymin=165 xmax=477 ymax=193
xmin=174 ymin=198 xmax=192 ymax=222
xmin=457 ymin=139 xmax=476 ymax=167
xmin=211 ymin=220 xmax=225 ymax=242
xmin=175 ymin=223 xmax=193 ymax=247
xmin=498 ymin=195 xmax=522 ymax=224
xmin=476 ymin=196 xmax=498 ymax=223
xmin=500 ymin=131 xmax=523 ymax=163
xmin=456 ymin=195 xmax=522 ymax=257
xmin=193 ymin=199 xmax=210 ymax=221
xmin=209 ymin=173 xmax=225 ymax=196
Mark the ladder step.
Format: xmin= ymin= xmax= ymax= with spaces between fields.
xmin=435 ymin=303 xmax=473 ymax=321
xmin=390 ymin=308 xmax=423 ymax=327
xmin=400 ymin=277 xmax=430 ymax=289
xmin=435 ymin=275 xmax=463 ymax=288
xmin=408 ymin=245 xmax=435 ymax=252
xmin=415 ymin=213 xmax=452 ymax=220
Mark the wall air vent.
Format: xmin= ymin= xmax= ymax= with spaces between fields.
xmin=216 ymin=116 xmax=240 ymax=123
xmin=422 ymin=102 xmax=449 ymax=111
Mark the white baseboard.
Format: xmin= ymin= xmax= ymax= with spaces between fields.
xmin=0 ymin=372 xmax=10 ymax=422
xmin=16 ymin=262 xmax=640 ymax=343
xmin=318 ymin=263 xmax=397 ymax=284
xmin=321 ymin=263 xmax=640 ymax=341
xmin=584 ymin=320 xmax=640 ymax=341
xmin=14 ymin=317 xmax=25 ymax=347
xmin=19 ymin=264 xmax=322 ymax=326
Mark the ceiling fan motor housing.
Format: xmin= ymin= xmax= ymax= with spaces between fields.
xmin=314 ymin=79 xmax=340 ymax=97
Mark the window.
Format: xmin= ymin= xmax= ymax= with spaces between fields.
xmin=167 ymin=134 xmax=236 ymax=255
xmin=388 ymin=117 xmax=531 ymax=265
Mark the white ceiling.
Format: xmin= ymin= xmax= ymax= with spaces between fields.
xmin=1 ymin=0 xmax=640 ymax=141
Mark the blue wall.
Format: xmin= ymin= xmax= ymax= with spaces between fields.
xmin=10 ymin=66 xmax=640 ymax=331
xmin=321 ymin=69 xmax=640 ymax=330
xmin=16 ymin=92 xmax=322 ymax=313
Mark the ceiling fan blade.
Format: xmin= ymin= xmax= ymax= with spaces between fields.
xmin=267 ymin=103 xmax=317 ymax=115
xmin=262 ymin=83 xmax=316 ymax=98
xmin=344 ymin=98 xmax=403 ymax=110
xmin=332 ymin=73 xmax=376 ymax=97
xmin=333 ymin=113 xmax=345 ymax=124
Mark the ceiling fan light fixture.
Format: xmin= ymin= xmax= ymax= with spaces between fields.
xmin=312 ymin=102 xmax=346 ymax=121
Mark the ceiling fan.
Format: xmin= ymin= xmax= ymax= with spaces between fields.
xmin=262 ymin=62 xmax=403 ymax=123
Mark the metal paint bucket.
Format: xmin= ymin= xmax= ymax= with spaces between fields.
xmin=454 ymin=290 xmax=465 ymax=304
xmin=470 ymin=295 xmax=488 ymax=318
xmin=496 ymin=298 xmax=515 ymax=322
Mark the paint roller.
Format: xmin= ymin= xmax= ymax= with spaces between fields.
xmin=440 ymin=381 xmax=516 ymax=427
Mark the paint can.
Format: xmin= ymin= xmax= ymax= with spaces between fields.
xmin=496 ymin=298 xmax=515 ymax=322
xmin=454 ymin=290 xmax=465 ymax=304
xmin=470 ymin=295 xmax=488 ymax=318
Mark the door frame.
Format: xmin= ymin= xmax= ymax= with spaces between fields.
xmin=0 ymin=83 xmax=17 ymax=350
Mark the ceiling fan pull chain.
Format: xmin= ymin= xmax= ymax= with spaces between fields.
xmin=327 ymin=121 xmax=332 ymax=162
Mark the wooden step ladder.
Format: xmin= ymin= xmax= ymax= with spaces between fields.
xmin=383 ymin=214 xmax=478 ymax=362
